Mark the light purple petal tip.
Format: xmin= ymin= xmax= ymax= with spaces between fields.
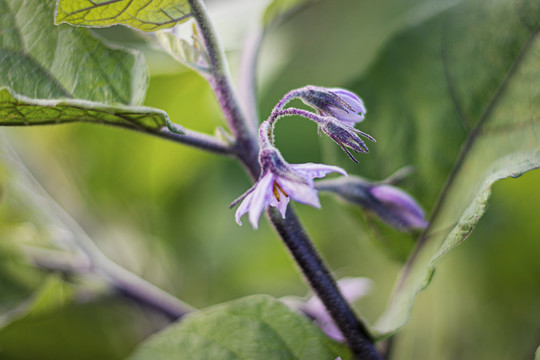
xmin=329 ymin=88 xmax=367 ymax=124
xmin=278 ymin=178 xmax=321 ymax=208
xmin=245 ymin=172 xmax=274 ymax=229
xmin=290 ymin=163 xmax=348 ymax=179
xmin=370 ymin=184 xmax=428 ymax=229
xmin=302 ymin=277 xmax=373 ymax=342
xmin=235 ymin=191 xmax=253 ymax=226
xmin=328 ymin=107 xmax=365 ymax=124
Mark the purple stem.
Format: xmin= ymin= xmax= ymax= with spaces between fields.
xmin=259 ymin=107 xmax=326 ymax=147
xmin=156 ymin=127 xmax=232 ymax=155
xmin=268 ymin=207 xmax=382 ymax=360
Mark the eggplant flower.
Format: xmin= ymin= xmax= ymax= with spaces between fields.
xmin=299 ymin=86 xmax=367 ymax=126
xmin=233 ymin=148 xmax=347 ymax=229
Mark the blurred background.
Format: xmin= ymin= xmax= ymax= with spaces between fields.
xmin=0 ymin=0 xmax=539 ymax=359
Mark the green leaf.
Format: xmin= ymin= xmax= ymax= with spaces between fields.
xmin=129 ymin=295 xmax=350 ymax=360
xmin=536 ymin=345 xmax=540 ymax=360
xmin=155 ymin=24 xmax=209 ymax=72
xmin=0 ymin=87 xmax=172 ymax=131
xmin=346 ymin=0 xmax=540 ymax=337
xmin=55 ymin=0 xmax=192 ymax=32
xmin=0 ymin=276 xmax=74 ymax=329
xmin=262 ymin=0 xmax=319 ymax=28
xmin=1 ymin=0 xmax=147 ymax=105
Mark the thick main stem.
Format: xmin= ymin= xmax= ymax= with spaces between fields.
xmin=268 ymin=208 xmax=381 ymax=360
xmin=187 ymin=0 xmax=257 ymax=144
xmin=188 ymin=1 xmax=381 ymax=358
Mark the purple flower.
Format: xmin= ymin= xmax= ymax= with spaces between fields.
xmin=299 ymin=86 xmax=367 ymax=126
xmin=233 ymin=148 xmax=347 ymax=229
xmin=369 ymin=184 xmax=428 ymax=230
xmin=281 ymin=277 xmax=373 ymax=342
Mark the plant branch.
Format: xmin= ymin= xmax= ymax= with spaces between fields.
xmin=59 ymin=218 xmax=194 ymax=320
xmin=155 ymin=127 xmax=232 ymax=155
xmin=2 ymin=138 xmax=193 ymax=320
xmin=268 ymin=207 xmax=382 ymax=360
xmin=187 ymin=0 xmax=257 ymax=141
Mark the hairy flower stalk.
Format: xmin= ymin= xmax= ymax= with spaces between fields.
xmin=266 ymin=86 xmax=375 ymax=162
xmin=232 ymin=122 xmax=347 ymax=228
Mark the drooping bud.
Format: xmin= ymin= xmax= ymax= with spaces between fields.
xmin=316 ymin=176 xmax=428 ymax=231
xmin=369 ymin=184 xmax=428 ymax=230
xmin=298 ymin=86 xmax=366 ymax=126
xmin=317 ymin=116 xmax=375 ymax=163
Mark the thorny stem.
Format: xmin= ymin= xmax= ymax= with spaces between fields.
xmin=186 ymin=1 xmax=382 ymax=358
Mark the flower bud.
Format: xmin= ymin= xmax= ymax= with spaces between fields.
xmin=317 ymin=117 xmax=374 ymax=163
xmin=299 ymin=86 xmax=366 ymax=126
xmin=316 ymin=177 xmax=428 ymax=231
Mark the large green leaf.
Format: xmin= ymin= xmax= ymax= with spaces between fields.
xmin=55 ymin=0 xmax=192 ymax=32
xmin=129 ymin=295 xmax=350 ymax=360
xmin=0 ymin=0 xmax=185 ymax=133
xmin=346 ymin=0 xmax=540 ymax=337
xmin=0 ymin=0 xmax=147 ymax=105
xmin=0 ymin=88 xmax=170 ymax=131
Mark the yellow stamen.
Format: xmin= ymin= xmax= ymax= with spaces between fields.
xmin=273 ymin=181 xmax=288 ymax=201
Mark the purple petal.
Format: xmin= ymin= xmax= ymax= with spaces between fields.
xmin=268 ymin=187 xmax=290 ymax=218
xmin=277 ymin=177 xmax=321 ymax=208
xmin=247 ymin=172 xmax=275 ymax=229
xmin=327 ymin=106 xmax=365 ymax=124
xmin=305 ymin=277 xmax=372 ymax=318
xmin=329 ymin=88 xmax=366 ymax=115
xmin=235 ymin=190 xmax=254 ymax=226
xmin=370 ymin=185 xmax=428 ymax=229
xmin=303 ymin=277 xmax=372 ymax=342
xmin=290 ymin=163 xmax=348 ymax=179
xmin=315 ymin=315 xmax=344 ymax=342
xmin=335 ymin=277 xmax=373 ymax=303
